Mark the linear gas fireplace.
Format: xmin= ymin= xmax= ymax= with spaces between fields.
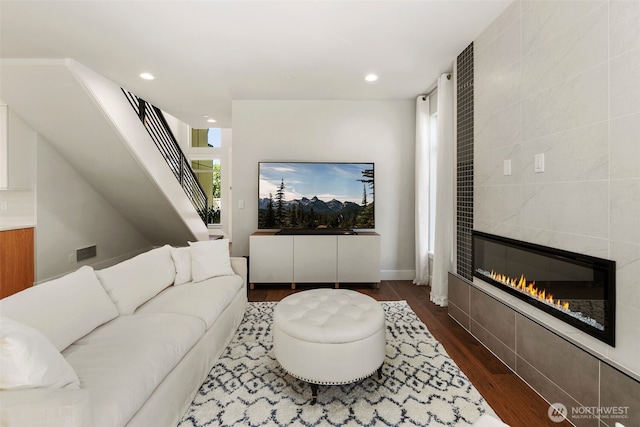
xmin=472 ymin=231 xmax=615 ymax=346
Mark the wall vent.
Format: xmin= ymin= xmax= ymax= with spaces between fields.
xmin=76 ymin=245 xmax=97 ymax=261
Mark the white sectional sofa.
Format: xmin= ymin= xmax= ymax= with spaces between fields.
xmin=0 ymin=240 xmax=247 ymax=427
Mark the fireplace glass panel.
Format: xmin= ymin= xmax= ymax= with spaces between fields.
xmin=472 ymin=231 xmax=615 ymax=346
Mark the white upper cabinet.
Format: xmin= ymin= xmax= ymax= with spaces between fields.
xmin=0 ymin=104 xmax=36 ymax=190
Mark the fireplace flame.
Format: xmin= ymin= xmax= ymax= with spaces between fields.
xmin=490 ymin=270 xmax=570 ymax=311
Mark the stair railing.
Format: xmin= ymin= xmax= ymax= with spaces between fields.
xmin=121 ymin=88 xmax=208 ymax=224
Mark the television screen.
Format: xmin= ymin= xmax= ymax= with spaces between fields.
xmin=258 ymin=162 xmax=374 ymax=230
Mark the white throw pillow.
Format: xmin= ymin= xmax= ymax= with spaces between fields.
xmin=188 ymin=239 xmax=235 ymax=282
xmin=96 ymin=245 xmax=176 ymax=315
xmin=171 ymin=246 xmax=192 ymax=285
xmin=0 ymin=265 xmax=119 ymax=351
xmin=0 ymin=318 xmax=80 ymax=390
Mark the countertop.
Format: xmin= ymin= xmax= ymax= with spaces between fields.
xmin=0 ymin=218 xmax=36 ymax=231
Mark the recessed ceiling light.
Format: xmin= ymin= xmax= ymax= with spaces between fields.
xmin=207 ymin=118 xmax=217 ymax=123
xmin=364 ymin=74 xmax=378 ymax=82
xmin=139 ymin=72 xmax=155 ymax=80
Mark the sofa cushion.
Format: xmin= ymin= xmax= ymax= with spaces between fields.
xmin=62 ymin=313 xmax=205 ymax=427
xmin=189 ymin=239 xmax=235 ymax=282
xmin=0 ymin=266 xmax=119 ymax=351
xmin=170 ymin=246 xmax=192 ymax=285
xmin=0 ymin=318 xmax=80 ymax=390
xmin=96 ymin=245 xmax=176 ymax=315
xmin=136 ymin=274 xmax=243 ymax=328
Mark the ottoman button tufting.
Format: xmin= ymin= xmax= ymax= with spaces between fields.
xmin=273 ymin=288 xmax=386 ymax=404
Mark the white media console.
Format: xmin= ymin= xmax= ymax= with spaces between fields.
xmin=249 ymin=231 xmax=380 ymax=289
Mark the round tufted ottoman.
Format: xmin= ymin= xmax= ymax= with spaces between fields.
xmin=273 ymin=288 xmax=386 ymax=404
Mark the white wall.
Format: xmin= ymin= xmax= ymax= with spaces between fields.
xmin=474 ymin=0 xmax=640 ymax=376
xmin=0 ymin=107 xmax=35 ymax=229
xmin=231 ymin=100 xmax=415 ymax=279
xmin=36 ymin=134 xmax=151 ymax=281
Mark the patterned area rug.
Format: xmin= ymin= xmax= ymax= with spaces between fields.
xmin=178 ymin=301 xmax=497 ymax=427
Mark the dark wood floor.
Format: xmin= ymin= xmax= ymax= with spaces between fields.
xmin=249 ymin=280 xmax=571 ymax=427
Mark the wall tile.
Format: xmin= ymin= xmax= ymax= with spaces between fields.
xmin=610 ymin=178 xmax=640 ymax=244
xmin=520 ymin=121 xmax=609 ymax=184
xmin=448 ymin=273 xmax=470 ymax=315
xmin=611 ymin=113 xmax=640 ymax=180
xmin=600 ymin=363 xmax=640 ymax=427
xmin=470 ymin=287 xmax=516 ymax=349
xmin=475 ymin=16 xmax=521 ymax=82
xmin=610 ymin=241 xmax=640 ymax=311
xmin=475 ymin=59 xmax=521 ymax=119
xmin=607 ymin=304 xmax=640 ymax=378
xmin=471 ymin=319 xmax=517 ymax=370
xmin=610 ymin=47 xmax=640 ymax=119
xmin=475 ymin=0 xmax=521 ymax=56
xmin=448 ymin=303 xmax=470 ymax=332
xmin=474 ymin=184 xmax=521 ymax=227
xmin=520 ymin=227 xmax=610 ymax=259
xmin=475 ymin=144 xmax=521 ymax=186
xmin=520 ymin=0 xmax=536 ymax=15
xmin=516 ymin=314 xmax=600 ymax=409
xmin=473 ymin=220 xmax=522 ymax=241
xmin=457 ymin=43 xmax=475 ymax=281
xmin=522 ymin=4 xmax=608 ymax=98
xmin=521 ymin=0 xmax=606 ymax=55
xmin=475 ymin=102 xmax=522 ymax=151
xmin=522 ymin=64 xmax=608 ymax=141
xmin=521 ymin=181 xmax=609 ymax=238
xmin=610 ymin=0 xmax=640 ymax=58
xmin=517 ymin=356 xmax=600 ymax=427
xmin=470 ymin=0 xmax=640 ymax=404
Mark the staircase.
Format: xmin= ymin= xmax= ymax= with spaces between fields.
xmin=122 ymin=88 xmax=208 ymax=224
xmin=0 ymin=58 xmax=209 ymax=245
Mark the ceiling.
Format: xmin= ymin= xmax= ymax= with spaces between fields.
xmin=0 ymin=0 xmax=511 ymax=128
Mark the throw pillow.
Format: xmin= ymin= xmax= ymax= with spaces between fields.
xmin=0 ymin=265 xmax=119 ymax=351
xmin=96 ymin=245 xmax=176 ymax=315
xmin=188 ymin=239 xmax=235 ymax=282
xmin=171 ymin=246 xmax=192 ymax=285
xmin=0 ymin=317 xmax=80 ymax=390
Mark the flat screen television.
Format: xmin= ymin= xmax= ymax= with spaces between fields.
xmin=258 ymin=162 xmax=374 ymax=231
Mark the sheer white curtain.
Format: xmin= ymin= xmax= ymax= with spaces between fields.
xmin=430 ymin=73 xmax=454 ymax=306
xmin=413 ymin=96 xmax=431 ymax=285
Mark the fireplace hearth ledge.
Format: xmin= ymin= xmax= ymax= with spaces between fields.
xmin=471 ymin=276 xmax=638 ymax=383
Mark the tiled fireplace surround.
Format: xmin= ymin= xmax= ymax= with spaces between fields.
xmin=448 ymin=273 xmax=638 ymax=427
xmin=450 ymin=1 xmax=640 ymax=426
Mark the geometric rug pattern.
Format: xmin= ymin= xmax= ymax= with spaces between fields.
xmin=178 ymin=301 xmax=498 ymax=426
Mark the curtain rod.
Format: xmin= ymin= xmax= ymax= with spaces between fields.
xmin=419 ymin=73 xmax=451 ymax=100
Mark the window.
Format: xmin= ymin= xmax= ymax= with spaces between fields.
xmin=191 ymin=128 xmax=221 ymax=148
xmin=188 ymin=127 xmax=230 ymax=237
xmin=192 ymin=159 xmax=221 ymax=225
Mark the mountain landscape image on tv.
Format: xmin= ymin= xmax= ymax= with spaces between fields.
xmin=258 ymin=162 xmax=374 ymax=230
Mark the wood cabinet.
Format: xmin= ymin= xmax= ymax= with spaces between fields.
xmin=0 ymin=227 xmax=35 ymax=298
xmin=249 ymin=232 xmax=380 ymax=289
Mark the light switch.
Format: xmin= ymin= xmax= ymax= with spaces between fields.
xmin=238 ymin=200 xmax=245 ymax=209
xmin=503 ymin=159 xmax=512 ymax=176
xmin=0 ymin=201 xmax=7 ymax=211
xmin=534 ymin=153 xmax=545 ymax=173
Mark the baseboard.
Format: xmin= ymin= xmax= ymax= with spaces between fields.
xmin=380 ymin=270 xmax=415 ymax=281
